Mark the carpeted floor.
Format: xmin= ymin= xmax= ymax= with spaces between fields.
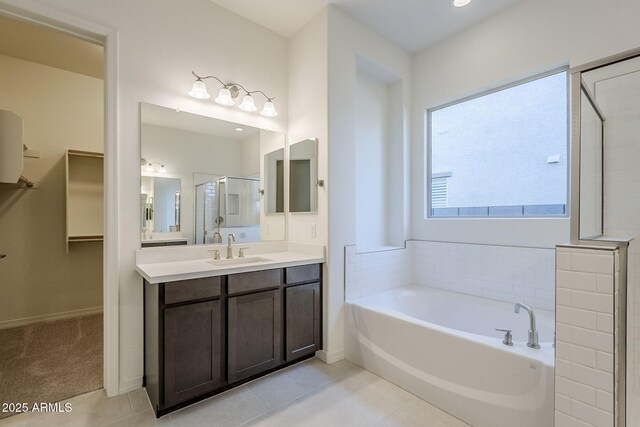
xmin=0 ymin=314 xmax=103 ymax=419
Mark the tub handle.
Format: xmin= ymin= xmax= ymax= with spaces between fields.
xmin=495 ymin=328 xmax=513 ymax=346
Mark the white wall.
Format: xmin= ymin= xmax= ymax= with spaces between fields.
xmin=355 ymin=61 xmax=405 ymax=250
xmin=412 ymin=0 xmax=640 ymax=249
xmin=287 ymin=9 xmax=328 ymax=246
xmin=0 ymin=53 xmax=103 ymax=327
xmin=326 ymin=5 xmax=412 ymax=361
xmin=287 ymin=8 xmax=331 ymax=356
xmin=17 ymin=0 xmax=289 ymax=392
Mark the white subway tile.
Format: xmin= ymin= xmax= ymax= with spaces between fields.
xmin=596 ymin=351 xmax=613 ymax=374
xmin=570 ymin=253 xmax=614 ymax=275
xmin=556 ymin=394 xmax=572 ymax=415
xmin=557 ymin=270 xmax=597 ymax=292
xmin=571 ymin=363 xmax=614 ymax=393
xmin=595 ymin=390 xmax=613 ymax=413
xmin=557 ymin=288 xmax=572 ymax=306
xmin=596 ymin=313 xmax=613 ymax=334
xmin=556 ymin=359 xmax=572 ymax=379
xmin=557 ymin=342 xmax=596 ymax=367
xmin=596 ymin=274 xmax=614 ymax=295
xmin=557 ymin=307 xmax=596 ymax=329
xmin=571 ymin=399 xmax=613 ymax=427
xmin=570 ymin=327 xmax=612 ymax=353
xmin=556 ymin=376 xmax=596 ymax=406
xmin=557 ymin=251 xmax=572 ymax=270
xmin=555 ymin=411 xmax=592 ymax=427
xmin=571 ymin=290 xmax=613 ymax=314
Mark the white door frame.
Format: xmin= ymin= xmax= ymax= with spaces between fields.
xmin=0 ymin=0 xmax=120 ymax=397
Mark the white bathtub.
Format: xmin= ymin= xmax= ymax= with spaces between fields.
xmin=345 ymin=285 xmax=555 ymax=427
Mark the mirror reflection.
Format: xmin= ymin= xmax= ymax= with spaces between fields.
xmin=140 ymin=176 xmax=181 ymax=236
xmin=289 ymin=138 xmax=318 ymax=213
xmin=140 ymin=103 xmax=285 ymax=246
xmin=264 ymin=148 xmax=284 ymax=214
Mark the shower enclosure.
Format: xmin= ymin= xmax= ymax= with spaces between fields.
xmin=195 ymin=176 xmax=260 ymax=244
xmin=574 ymin=53 xmax=640 ymax=427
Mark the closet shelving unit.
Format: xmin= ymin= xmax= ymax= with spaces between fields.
xmin=65 ymin=149 xmax=104 ymax=252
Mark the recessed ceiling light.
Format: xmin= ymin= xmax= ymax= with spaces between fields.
xmin=235 ymin=127 xmax=244 ymax=132
xmin=453 ymin=0 xmax=471 ymax=7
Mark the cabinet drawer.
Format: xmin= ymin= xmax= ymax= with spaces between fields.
xmin=285 ymin=264 xmax=320 ymax=285
xmin=228 ymin=269 xmax=282 ymax=295
xmin=164 ymin=277 xmax=221 ymax=304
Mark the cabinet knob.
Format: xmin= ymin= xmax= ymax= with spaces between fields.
xmin=0 ymin=254 xmax=6 ymax=259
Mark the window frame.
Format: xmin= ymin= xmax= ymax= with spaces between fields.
xmin=425 ymin=67 xmax=570 ymax=219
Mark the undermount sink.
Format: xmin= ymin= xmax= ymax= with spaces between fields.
xmin=207 ymin=256 xmax=272 ymax=267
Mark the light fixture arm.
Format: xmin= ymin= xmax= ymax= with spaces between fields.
xmin=191 ymin=71 xmax=275 ymax=101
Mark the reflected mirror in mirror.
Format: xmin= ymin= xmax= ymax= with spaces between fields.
xmin=140 ymin=103 xmax=285 ymax=246
xmin=289 ymin=138 xmax=318 ymax=213
xmin=264 ymin=148 xmax=284 ymax=214
xmin=141 ymin=176 xmax=181 ymax=234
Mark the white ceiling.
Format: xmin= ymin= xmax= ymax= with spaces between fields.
xmin=208 ymin=0 xmax=524 ymax=52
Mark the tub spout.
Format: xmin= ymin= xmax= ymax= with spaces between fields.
xmin=514 ymin=302 xmax=540 ymax=349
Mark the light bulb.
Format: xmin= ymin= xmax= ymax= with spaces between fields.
xmin=239 ymin=94 xmax=257 ymax=112
xmin=453 ymin=0 xmax=471 ymax=7
xmin=260 ymin=101 xmax=278 ymax=117
xmin=188 ymin=80 xmax=210 ymax=99
xmin=215 ymin=88 xmax=235 ymax=106
xmin=159 ymin=165 xmax=167 ymax=173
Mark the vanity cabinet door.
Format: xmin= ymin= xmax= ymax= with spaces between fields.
xmin=285 ymin=282 xmax=321 ymax=361
xmin=228 ymin=289 xmax=282 ymax=383
xmin=163 ymin=300 xmax=223 ymax=407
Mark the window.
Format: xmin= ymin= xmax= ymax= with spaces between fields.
xmin=427 ymin=70 xmax=568 ymax=218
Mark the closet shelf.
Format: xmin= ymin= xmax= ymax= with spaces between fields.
xmin=65 ymin=149 xmax=104 ymax=252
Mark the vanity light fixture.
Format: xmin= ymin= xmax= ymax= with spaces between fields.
xmin=141 ymin=158 xmax=167 ymax=174
xmin=189 ymin=71 xmax=278 ymax=117
xmin=452 ymin=0 xmax=472 ymax=7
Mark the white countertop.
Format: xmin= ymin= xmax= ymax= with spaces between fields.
xmin=136 ymin=242 xmax=325 ymax=284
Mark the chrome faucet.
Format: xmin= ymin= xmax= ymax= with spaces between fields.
xmin=226 ymin=233 xmax=236 ymax=259
xmin=514 ymin=303 xmax=540 ymax=349
xmin=212 ymin=231 xmax=222 ymax=244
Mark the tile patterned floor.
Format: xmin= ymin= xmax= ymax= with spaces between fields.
xmin=0 ymin=358 xmax=468 ymax=427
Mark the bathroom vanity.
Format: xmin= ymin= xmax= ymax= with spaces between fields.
xmin=137 ymin=249 xmax=323 ymax=417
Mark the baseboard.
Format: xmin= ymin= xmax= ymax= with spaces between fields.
xmin=119 ymin=376 xmax=143 ymax=395
xmin=316 ymin=348 xmax=344 ymax=364
xmin=0 ymin=306 xmax=103 ymax=330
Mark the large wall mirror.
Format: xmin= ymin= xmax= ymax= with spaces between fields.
xmin=289 ymin=138 xmax=318 ymax=213
xmin=140 ymin=103 xmax=286 ymax=246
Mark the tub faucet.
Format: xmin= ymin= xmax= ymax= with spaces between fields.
xmin=226 ymin=233 xmax=236 ymax=259
xmin=514 ymin=303 xmax=540 ymax=349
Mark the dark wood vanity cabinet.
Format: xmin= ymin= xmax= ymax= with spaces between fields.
xmin=144 ymin=263 xmax=322 ymax=417
xmin=164 ymin=299 xmax=223 ymax=407
xmin=228 ymin=289 xmax=282 ymax=382
xmin=285 ymin=282 xmax=321 ymax=361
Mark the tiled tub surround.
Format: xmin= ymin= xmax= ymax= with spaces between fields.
xmin=410 ymin=241 xmax=556 ymax=311
xmin=344 ymin=245 xmax=411 ymax=300
xmin=345 ymin=241 xmax=556 ymax=311
xmin=345 ymin=286 xmax=554 ymax=427
xmin=555 ymin=245 xmax=619 ymax=427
